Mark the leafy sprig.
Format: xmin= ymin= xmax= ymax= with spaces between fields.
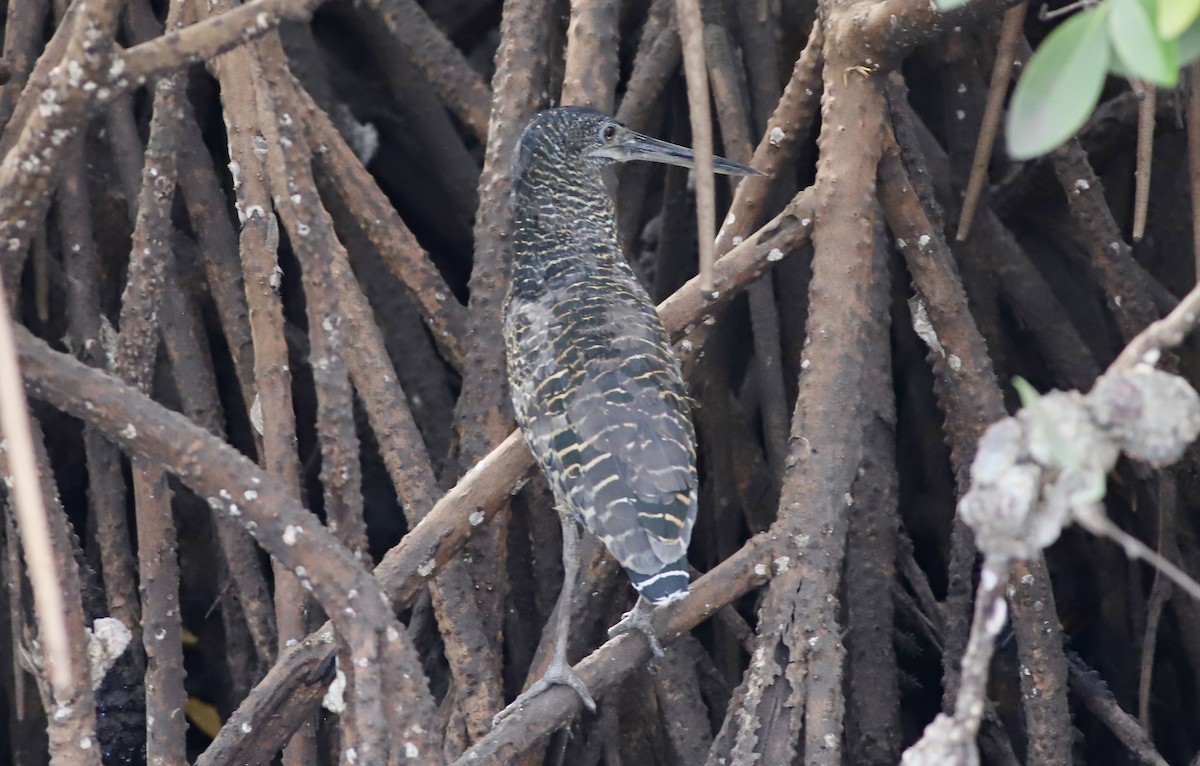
xmin=934 ymin=0 xmax=1200 ymax=158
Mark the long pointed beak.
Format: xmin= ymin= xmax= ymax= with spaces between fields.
xmin=596 ymin=133 xmax=761 ymax=176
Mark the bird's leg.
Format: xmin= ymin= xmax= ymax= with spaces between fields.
xmin=607 ymin=596 xmax=665 ymax=657
xmin=492 ymin=511 xmax=596 ymax=727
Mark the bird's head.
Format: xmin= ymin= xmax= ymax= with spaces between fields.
xmin=515 ymin=107 xmax=759 ymax=182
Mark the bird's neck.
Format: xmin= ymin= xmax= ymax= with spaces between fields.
xmin=512 ymin=171 xmax=629 ymax=286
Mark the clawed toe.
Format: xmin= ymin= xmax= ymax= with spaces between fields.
xmin=492 ymin=665 xmax=596 ymax=728
xmin=608 ymin=601 xmax=666 ymax=657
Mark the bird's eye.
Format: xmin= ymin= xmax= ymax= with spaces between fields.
xmin=601 ymin=124 xmax=617 ymax=142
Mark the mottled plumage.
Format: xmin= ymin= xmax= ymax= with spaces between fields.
xmin=506 ymin=108 xmax=702 ymax=603
xmin=496 ymin=107 xmax=755 ymax=719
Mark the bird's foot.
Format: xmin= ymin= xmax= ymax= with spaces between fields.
xmin=608 ymin=600 xmax=665 ymax=658
xmin=492 ymin=659 xmax=596 ymax=727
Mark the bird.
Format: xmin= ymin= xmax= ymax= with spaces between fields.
xmin=499 ymin=106 xmax=757 ymax=718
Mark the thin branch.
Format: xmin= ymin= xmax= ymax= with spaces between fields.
xmin=0 ymin=273 xmax=83 ymax=755
xmin=673 ymin=0 xmax=716 ymax=292
xmin=1138 ymin=475 xmax=1174 ymax=731
xmin=1112 ymin=278 xmax=1200 ymax=370
xmin=901 ymin=556 xmax=1012 ymax=764
xmin=1189 ymin=63 xmax=1200 ymax=279
xmin=955 ymin=3 xmax=1025 ymax=241
xmin=119 ymin=20 xmax=189 ymax=756
xmin=1075 ymin=511 xmax=1200 ymax=605
xmin=1132 ymin=80 xmax=1155 ymax=243
xmin=120 ymin=0 xmax=329 ymax=84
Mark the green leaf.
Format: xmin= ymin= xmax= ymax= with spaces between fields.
xmin=1111 ymin=0 xmax=1178 ymax=85
xmin=1008 ymin=6 xmax=1112 ymax=160
xmin=1179 ymin=16 xmax=1200 ymax=64
xmin=1160 ymin=0 xmax=1200 ymax=38
xmin=933 ymin=0 xmax=972 ymax=9
xmin=1108 ymin=50 xmax=1131 ymax=76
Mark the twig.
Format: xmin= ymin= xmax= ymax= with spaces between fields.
xmin=10 ymin=418 xmax=103 ymax=766
xmin=121 ymin=0 xmax=330 ymax=84
xmin=715 ymin=17 xmax=887 ymax=759
xmin=880 ymin=105 xmax=992 ymax=705
xmin=133 ymin=464 xmax=186 ymax=766
xmin=196 ymin=5 xmax=315 ymax=757
xmin=119 ymin=15 xmax=189 ymax=753
xmin=1075 ymin=511 xmax=1200 ymax=605
xmin=969 ymin=210 xmax=1102 ymax=390
xmin=0 ymin=269 xmax=82 ymax=754
xmin=1139 ymin=475 xmax=1174 ymax=731
xmin=879 ymin=123 xmax=1004 ymax=480
xmin=612 ymin=1 xmax=678 ymax=258
xmin=673 ymin=0 xmax=716 ymax=292
xmin=893 ymin=535 xmax=1023 ymax=766
xmin=653 ymin=638 xmax=714 ymax=762
xmin=955 ymin=3 xmax=1025 ymax=241
xmin=196 ymin=0 xmax=309 ymax=686
xmin=1189 ymin=63 xmax=1200 ymax=279
xmin=259 ymin=38 xmax=369 ymax=563
xmin=899 ymin=88 xmax=1102 ymax=391
xmin=657 ymin=188 xmax=815 ymax=333
xmin=1112 ymin=278 xmax=1200 ymax=370
xmin=195 ymin=628 xmax=336 ymax=766
xmin=1132 ymin=80 xmax=1155 ymax=243
xmin=175 ymin=113 xmax=261 ymax=431
xmin=159 ymin=262 xmax=278 ymax=668
xmin=1007 ymin=559 xmax=1074 ymax=766
xmin=1039 ymin=0 xmax=1099 ymax=21
xmin=455 ymin=528 xmax=775 ymax=764
xmin=262 ymin=33 xmax=378 ymax=762
xmin=902 ymin=556 xmax=1012 ymax=764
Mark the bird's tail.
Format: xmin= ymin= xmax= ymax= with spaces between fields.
xmin=629 ymin=557 xmax=689 ymax=604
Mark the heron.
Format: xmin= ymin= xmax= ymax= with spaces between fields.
xmin=500 ymin=106 xmax=756 ymax=717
